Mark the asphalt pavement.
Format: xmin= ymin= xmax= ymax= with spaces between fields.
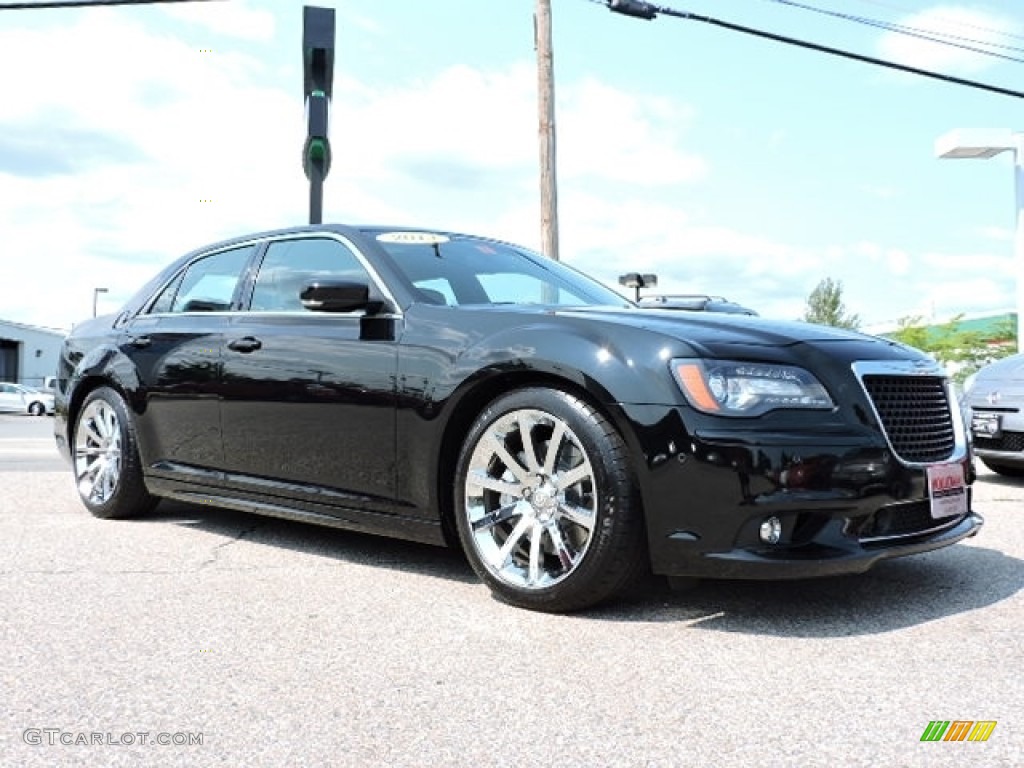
xmin=0 ymin=412 xmax=1021 ymax=767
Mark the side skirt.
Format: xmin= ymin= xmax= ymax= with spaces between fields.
xmin=145 ymin=476 xmax=447 ymax=547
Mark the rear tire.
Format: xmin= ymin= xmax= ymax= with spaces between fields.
xmin=28 ymin=401 xmax=45 ymax=416
xmin=454 ymin=387 xmax=646 ymax=613
xmin=73 ymin=387 xmax=156 ymax=519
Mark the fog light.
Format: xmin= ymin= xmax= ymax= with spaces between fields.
xmin=759 ymin=516 xmax=782 ymax=545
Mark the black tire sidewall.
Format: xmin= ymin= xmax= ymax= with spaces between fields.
xmin=454 ymin=387 xmax=643 ymax=612
xmin=73 ymin=387 xmax=153 ymax=519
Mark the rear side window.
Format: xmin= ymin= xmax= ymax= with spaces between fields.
xmin=147 ymin=245 xmax=255 ymax=314
xmin=249 ymin=238 xmax=373 ymax=312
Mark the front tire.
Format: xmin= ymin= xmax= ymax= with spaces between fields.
xmin=454 ymin=387 xmax=645 ymax=612
xmin=73 ymin=387 xmax=156 ymax=519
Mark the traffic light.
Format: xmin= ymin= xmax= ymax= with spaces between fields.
xmin=302 ymin=5 xmax=335 ymax=224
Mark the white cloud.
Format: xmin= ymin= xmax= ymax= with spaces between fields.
xmin=0 ymin=1 xmax=709 ymax=331
xmin=0 ymin=5 xmax=1009 ymax=335
xmin=978 ymin=225 xmax=1013 ymax=242
xmin=861 ymin=184 xmax=898 ymax=201
xmin=559 ymin=78 xmax=707 ymax=186
xmin=927 ymin=275 xmax=1014 ymax=317
xmin=877 ymin=6 xmax=1019 ymax=74
xmin=0 ymin=10 xmax=304 ymax=328
xmin=159 ymin=0 xmax=276 ymax=42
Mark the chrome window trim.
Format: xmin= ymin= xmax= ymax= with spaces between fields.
xmin=139 ymin=231 xmax=402 ymax=319
xmin=250 ymin=231 xmax=402 ymax=317
xmin=139 ymin=238 xmax=265 ymax=316
xmin=851 ymin=359 xmax=968 ymax=467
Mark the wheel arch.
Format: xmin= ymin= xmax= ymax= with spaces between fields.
xmin=433 ymin=366 xmax=649 ymax=551
xmin=63 ymin=344 xmax=141 ymax=452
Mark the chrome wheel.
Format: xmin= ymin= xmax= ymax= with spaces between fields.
xmin=75 ymin=398 xmax=123 ymax=505
xmin=463 ymin=408 xmax=597 ymax=590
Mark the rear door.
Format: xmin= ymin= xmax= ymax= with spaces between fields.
xmin=124 ymin=243 xmax=257 ymax=477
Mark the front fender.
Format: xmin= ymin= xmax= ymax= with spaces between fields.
xmin=447 ymin=319 xmax=693 ymax=408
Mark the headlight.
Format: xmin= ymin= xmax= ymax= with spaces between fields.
xmin=671 ymin=358 xmax=834 ymax=417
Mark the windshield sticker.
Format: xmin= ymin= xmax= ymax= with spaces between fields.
xmin=376 ymin=232 xmax=450 ymax=245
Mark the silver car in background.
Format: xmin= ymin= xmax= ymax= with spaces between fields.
xmin=0 ymin=383 xmax=55 ymax=416
xmin=963 ymin=352 xmax=1024 ymax=477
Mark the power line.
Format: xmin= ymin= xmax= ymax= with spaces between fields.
xmin=598 ymin=0 xmax=1024 ymax=100
xmin=0 ymin=0 xmax=221 ymax=9
xmin=757 ymin=0 xmax=1024 ymax=63
xmin=848 ymin=0 xmax=1024 ymax=45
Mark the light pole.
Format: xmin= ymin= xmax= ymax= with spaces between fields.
xmin=92 ymin=287 xmax=108 ymax=318
xmin=936 ymin=129 xmax=1024 ymax=352
xmin=618 ymin=272 xmax=658 ymax=302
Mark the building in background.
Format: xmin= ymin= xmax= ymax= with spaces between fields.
xmin=0 ymin=319 xmax=66 ymax=389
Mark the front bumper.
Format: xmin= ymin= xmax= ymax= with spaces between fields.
xmin=967 ymin=401 xmax=1024 ymax=467
xmin=621 ymin=405 xmax=982 ymax=580
xmin=664 ymin=510 xmax=983 ymax=580
xmin=972 ymin=429 xmax=1024 ymax=468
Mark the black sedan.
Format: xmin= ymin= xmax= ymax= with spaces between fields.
xmin=54 ymin=225 xmax=983 ymax=612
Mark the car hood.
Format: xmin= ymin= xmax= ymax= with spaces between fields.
xmin=556 ymin=306 xmax=912 ymax=357
xmin=975 ymin=353 xmax=1024 ymax=384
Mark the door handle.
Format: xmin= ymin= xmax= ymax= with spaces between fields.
xmin=227 ymin=336 xmax=262 ymax=353
xmin=128 ymin=335 xmax=151 ymax=349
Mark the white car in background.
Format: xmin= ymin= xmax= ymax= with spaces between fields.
xmin=963 ymin=352 xmax=1024 ymax=477
xmin=0 ymin=383 xmax=55 ymax=416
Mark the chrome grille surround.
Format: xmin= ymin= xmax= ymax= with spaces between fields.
xmin=852 ymin=360 xmax=968 ymax=467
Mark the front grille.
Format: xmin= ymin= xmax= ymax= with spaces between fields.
xmin=861 ymin=375 xmax=955 ymax=463
xmin=975 ymin=431 xmax=1024 ymax=453
xmin=854 ymin=500 xmax=962 ymax=541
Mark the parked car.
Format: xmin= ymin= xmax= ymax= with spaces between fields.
xmin=54 ymin=225 xmax=982 ymax=612
xmin=962 ymin=352 xmax=1024 ymax=477
xmin=0 ymin=382 xmax=54 ymax=416
xmin=638 ymin=294 xmax=758 ymax=315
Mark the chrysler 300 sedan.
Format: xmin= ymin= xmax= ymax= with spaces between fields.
xmin=54 ymin=225 xmax=983 ymax=612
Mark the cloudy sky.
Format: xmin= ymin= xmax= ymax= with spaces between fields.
xmin=0 ymin=0 xmax=1020 ymax=331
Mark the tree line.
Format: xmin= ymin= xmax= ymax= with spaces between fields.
xmin=802 ymin=277 xmax=1016 ymax=382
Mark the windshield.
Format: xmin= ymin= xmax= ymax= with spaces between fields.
xmin=364 ymin=229 xmax=631 ymax=308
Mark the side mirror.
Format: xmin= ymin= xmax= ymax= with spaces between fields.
xmin=300 ymin=281 xmax=370 ymax=313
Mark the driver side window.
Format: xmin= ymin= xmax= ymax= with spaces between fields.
xmin=250 ymin=238 xmax=374 ymax=312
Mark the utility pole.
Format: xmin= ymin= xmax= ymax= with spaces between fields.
xmin=535 ymin=0 xmax=560 ymax=260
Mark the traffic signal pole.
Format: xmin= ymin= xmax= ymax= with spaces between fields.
xmin=302 ymin=6 xmax=335 ymax=225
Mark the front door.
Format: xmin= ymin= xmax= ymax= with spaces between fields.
xmin=219 ymin=236 xmax=399 ymax=513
